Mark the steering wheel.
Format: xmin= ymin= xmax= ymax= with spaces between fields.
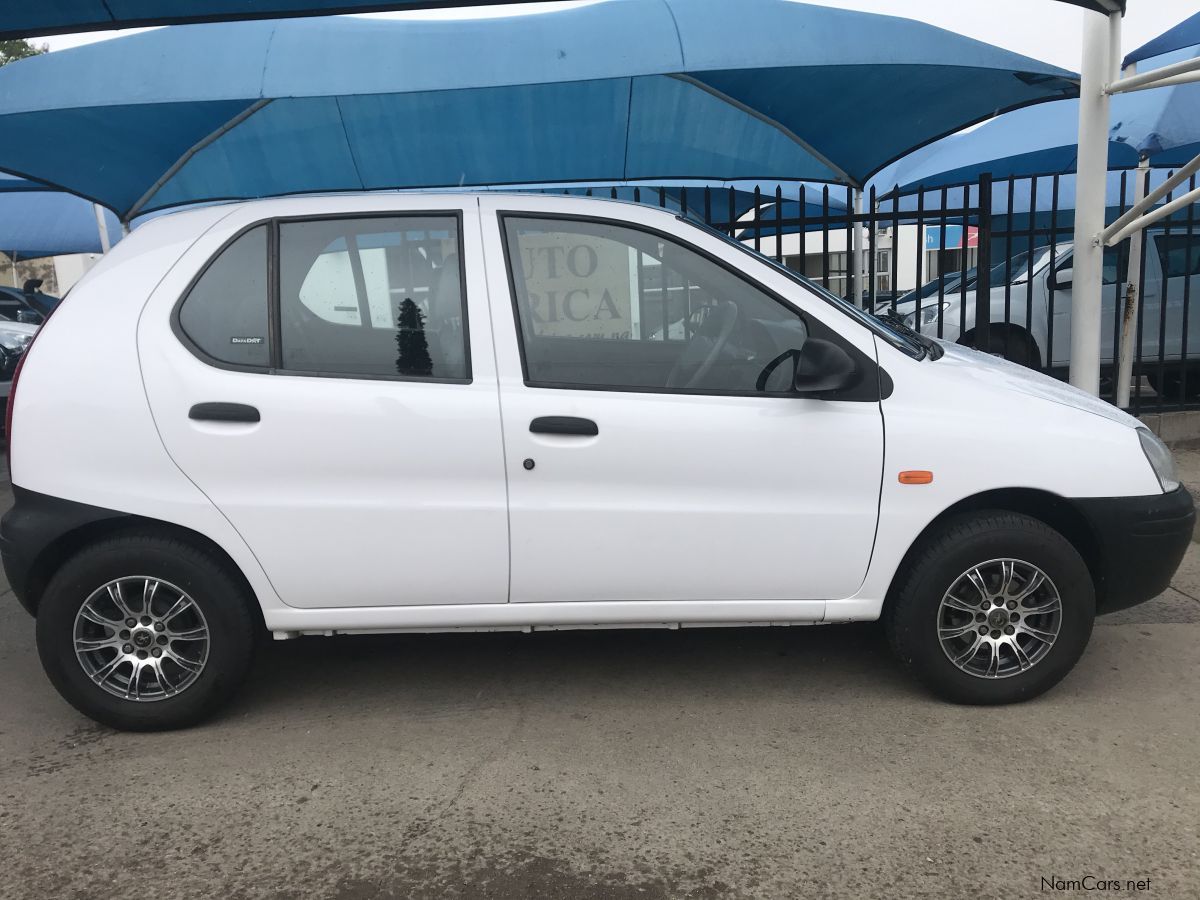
xmin=665 ymin=301 xmax=739 ymax=389
xmin=754 ymin=347 xmax=802 ymax=393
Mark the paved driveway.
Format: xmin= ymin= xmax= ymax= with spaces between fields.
xmin=2 ymin=462 xmax=1199 ymax=899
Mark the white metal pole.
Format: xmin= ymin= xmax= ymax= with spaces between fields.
xmin=852 ymin=187 xmax=865 ymax=306
xmin=1106 ymin=54 xmax=1200 ymax=94
xmin=1069 ymin=10 xmax=1120 ymax=395
xmin=1106 ymin=181 xmax=1200 ymax=246
xmin=1103 ymin=150 xmax=1200 ymax=243
xmin=1115 ymin=155 xmax=1148 ymax=408
xmin=92 ymin=203 xmax=112 ymax=254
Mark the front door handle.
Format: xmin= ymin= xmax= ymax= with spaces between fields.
xmin=530 ymin=416 xmax=598 ymax=437
xmin=189 ymin=402 xmax=260 ymax=423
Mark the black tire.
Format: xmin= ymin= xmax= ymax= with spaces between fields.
xmin=884 ymin=512 xmax=1095 ymax=705
xmin=965 ymin=327 xmax=1039 ymax=369
xmin=1146 ymin=369 xmax=1200 ymax=402
xmin=36 ymin=533 xmax=258 ymax=731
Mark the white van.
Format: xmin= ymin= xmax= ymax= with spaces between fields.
xmin=2 ymin=194 xmax=1193 ymax=730
xmin=894 ymin=231 xmax=1200 ymax=385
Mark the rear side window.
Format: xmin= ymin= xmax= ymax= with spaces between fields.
xmin=1156 ymin=233 xmax=1200 ymax=278
xmin=278 ymin=216 xmax=468 ymax=380
xmin=178 ymin=225 xmax=269 ymax=368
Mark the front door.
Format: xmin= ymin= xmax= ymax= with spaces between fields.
xmin=140 ymin=202 xmax=510 ymax=609
xmin=481 ymin=199 xmax=884 ymax=605
xmin=1047 ymin=248 xmax=1123 ymax=368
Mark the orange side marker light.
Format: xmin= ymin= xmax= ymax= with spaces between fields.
xmin=898 ymin=470 xmax=934 ymax=485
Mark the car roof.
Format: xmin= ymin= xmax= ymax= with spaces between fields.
xmin=139 ymin=190 xmax=658 ymax=227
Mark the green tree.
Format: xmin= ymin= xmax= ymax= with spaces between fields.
xmin=0 ymin=39 xmax=48 ymax=68
xmin=395 ymin=298 xmax=433 ymax=377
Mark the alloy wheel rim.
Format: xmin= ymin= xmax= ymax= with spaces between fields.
xmin=72 ymin=577 xmax=210 ymax=702
xmin=936 ymin=559 xmax=1062 ymax=679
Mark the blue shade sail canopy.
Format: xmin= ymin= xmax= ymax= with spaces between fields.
xmin=0 ymin=0 xmax=590 ymax=40
xmin=0 ymin=0 xmax=1078 ymax=220
xmin=0 ymin=0 xmax=1126 ymax=41
xmin=1109 ymin=45 xmax=1200 ymax=167
xmin=1124 ymin=11 xmax=1200 ymax=68
xmin=0 ymin=189 xmax=121 ymax=260
xmin=875 ymin=44 xmax=1200 ymax=197
xmin=872 ymin=100 xmax=1139 ymax=194
xmin=0 ymin=173 xmax=56 ymax=194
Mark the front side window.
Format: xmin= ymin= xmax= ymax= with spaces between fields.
xmin=1103 ymin=247 xmax=1123 ymax=286
xmin=278 ymin=216 xmax=468 ymax=380
xmin=503 ymin=216 xmax=809 ymax=393
xmin=178 ymin=225 xmax=270 ymax=368
xmin=1055 ymin=249 xmax=1121 ymax=287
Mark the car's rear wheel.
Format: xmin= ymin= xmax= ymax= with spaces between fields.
xmin=885 ymin=512 xmax=1094 ymax=704
xmin=36 ymin=533 xmax=257 ymax=731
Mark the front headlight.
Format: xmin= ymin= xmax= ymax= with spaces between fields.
xmin=0 ymin=325 xmax=33 ymax=356
xmin=1138 ymin=428 xmax=1180 ymax=493
xmin=902 ymin=302 xmax=950 ymax=330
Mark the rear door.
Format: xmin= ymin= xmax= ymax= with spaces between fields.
xmin=1146 ymin=230 xmax=1200 ymax=362
xmin=139 ymin=199 xmax=510 ymax=610
xmin=479 ymin=196 xmax=885 ymax=607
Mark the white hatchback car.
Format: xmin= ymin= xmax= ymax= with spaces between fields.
xmin=2 ymin=193 xmax=1193 ymax=730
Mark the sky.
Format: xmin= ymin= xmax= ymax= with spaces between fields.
xmin=33 ymin=0 xmax=1200 ymax=72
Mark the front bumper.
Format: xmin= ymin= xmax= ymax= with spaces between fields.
xmin=1076 ymin=486 xmax=1195 ymax=614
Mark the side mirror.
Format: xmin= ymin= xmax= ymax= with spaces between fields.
xmin=1053 ymin=267 xmax=1073 ymax=290
xmin=794 ymin=338 xmax=859 ymax=397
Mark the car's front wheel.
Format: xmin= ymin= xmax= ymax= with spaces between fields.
xmin=885 ymin=512 xmax=1095 ymax=704
xmin=964 ymin=326 xmax=1040 ymax=369
xmin=36 ymin=533 xmax=258 ymax=731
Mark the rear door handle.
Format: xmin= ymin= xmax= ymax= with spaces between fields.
xmin=189 ymin=402 xmax=260 ymax=423
xmin=530 ymin=416 xmax=598 ymax=437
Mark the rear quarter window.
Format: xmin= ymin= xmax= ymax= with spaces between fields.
xmin=178 ymin=225 xmax=270 ymax=368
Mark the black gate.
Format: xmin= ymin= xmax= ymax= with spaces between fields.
xmin=570 ymin=170 xmax=1200 ymax=414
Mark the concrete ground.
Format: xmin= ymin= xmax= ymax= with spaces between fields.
xmin=2 ymin=458 xmax=1199 ymax=899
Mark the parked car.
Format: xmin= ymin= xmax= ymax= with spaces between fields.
xmin=0 ymin=280 xmax=59 ymax=325
xmin=2 ymin=193 xmax=1193 ymax=730
xmin=890 ymin=269 xmax=976 ymax=309
xmin=893 ymin=233 xmax=1200 ymax=382
xmin=0 ymin=318 xmax=37 ymax=408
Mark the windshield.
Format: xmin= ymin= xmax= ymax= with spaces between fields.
xmin=907 ymin=269 xmax=973 ymax=303
xmin=898 ymin=243 xmax=1064 ymax=307
xmin=678 ymin=216 xmax=926 ymax=360
xmin=987 ymin=245 xmax=1057 ymax=285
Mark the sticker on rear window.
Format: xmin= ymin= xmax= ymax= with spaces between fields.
xmin=230 ymin=336 xmax=264 ymax=345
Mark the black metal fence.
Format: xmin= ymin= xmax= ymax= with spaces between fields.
xmin=571 ymin=171 xmax=1200 ymax=414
